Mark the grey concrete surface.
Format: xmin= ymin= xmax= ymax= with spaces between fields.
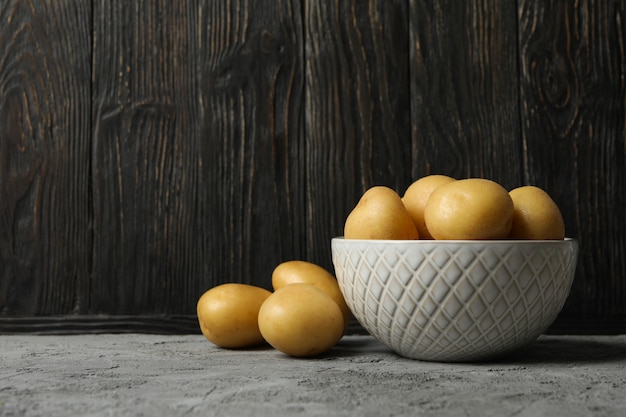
xmin=1 ymin=333 xmax=625 ymax=417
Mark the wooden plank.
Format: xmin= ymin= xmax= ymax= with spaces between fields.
xmin=409 ymin=0 xmax=522 ymax=189
xmin=0 ymin=314 xmax=371 ymax=335
xmin=194 ymin=0 xmax=305 ymax=290
xmin=305 ymin=0 xmax=412 ymax=270
xmin=0 ymin=0 xmax=92 ymax=315
xmin=518 ymin=0 xmax=626 ymax=326
xmin=0 ymin=314 xmax=200 ymax=335
xmin=90 ymin=0 xmax=204 ymax=314
xmin=91 ymin=0 xmax=305 ymax=315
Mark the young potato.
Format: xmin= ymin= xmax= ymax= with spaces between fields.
xmin=509 ymin=185 xmax=565 ymax=240
xmin=344 ymin=186 xmax=419 ymax=240
xmin=197 ymin=283 xmax=271 ymax=349
xmin=402 ymin=174 xmax=456 ymax=239
xmin=272 ymin=260 xmax=351 ymax=328
xmin=424 ymin=178 xmax=514 ymax=240
xmin=258 ymin=284 xmax=344 ymax=357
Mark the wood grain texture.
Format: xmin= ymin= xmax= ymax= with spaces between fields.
xmin=410 ymin=0 xmax=523 ymax=189
xmin=305 ymin=0 xmax=411 ymax=269
xmin=0 ymin=0 xmax=625 ymax=333
xmin=91 ymin=0 xmax=202 ymax=314
xmin=195 ymin=0 xmax=305 ymax=291
xmin=0 ymin=0 xmax=92 ymax=315
xmin=518 ymin=0 xmax=626 ymax=325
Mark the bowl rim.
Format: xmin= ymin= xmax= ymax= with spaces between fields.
xmin=332 ymin=236 xmax=577 ymax=244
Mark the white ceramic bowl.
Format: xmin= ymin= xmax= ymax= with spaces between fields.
xmin=331 ymin=238 xmax=578 ymax=362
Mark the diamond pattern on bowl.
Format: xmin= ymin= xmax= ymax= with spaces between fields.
xmin=332 ymin=239 xmax=578 ymax=362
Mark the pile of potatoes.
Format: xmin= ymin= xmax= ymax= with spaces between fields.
xmin=196 ymin=260 xmax=350 ymax=357
xmin=345 ymin=175 xmax=565 ymax=241
xmin=197 ymin=175 xmax=565 ymax=358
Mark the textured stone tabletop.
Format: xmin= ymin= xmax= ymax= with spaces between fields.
xmin=1 ymin=334 xmax=625 ymax=416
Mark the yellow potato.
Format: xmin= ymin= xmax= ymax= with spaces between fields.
xmin=197 ymin=283 xmax=271 ymax=349
xmin=509 ymin=185 xmax=565 ymax=240
xmin=344 ymin=186 xmax=418 ymax=240
xmin=424 ymin=178 xmax=514 ymax=240
xmin=258 ymin=283 xmax=344 ymax=357
xmin=272 ymin=260 xmax=351 ymax=329
xmin=402 ymin=175 xmax=456 ymax=239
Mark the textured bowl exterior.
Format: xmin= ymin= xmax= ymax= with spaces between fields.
xmin=331 ymin=238 xmax=578 ymax=362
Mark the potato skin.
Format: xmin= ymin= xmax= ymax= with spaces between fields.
xmin=197 ymin=283 xmax=271 ymax=349
xmin=424 ymin=178 xmax=514 ymax=240
xmin=344 ymin=186 xmax=418 ymax=240
xmin=272 ymin=260 xmax=351 ymax=328
xmin=258 ymin=284 xmax=344 ymax=357
xmin=402 ymin=175 xmax=456 ymax=239
xmin=509 ymin=185 xmax=565 ymax=240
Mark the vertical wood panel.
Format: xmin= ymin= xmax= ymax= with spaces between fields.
xmin=305 ymin=0 xmax=411 ymax=269
xmin=409 ymin=0 xmax=522 ymax=189
xmin=91 ymin=0 xmax=202 ymax=314
xmin=90 ymin=0 xmax=304 ymax=315
xmin=0 ymin=0 xmax=92 ymax=315
xmin=518 ymin=0 xmax=626 ymax=329
xmin=195 ymin=0 xmax=304 ymax=290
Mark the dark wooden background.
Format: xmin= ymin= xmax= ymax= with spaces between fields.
xmin=1 ymin=0 xmax=624 ymax=334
